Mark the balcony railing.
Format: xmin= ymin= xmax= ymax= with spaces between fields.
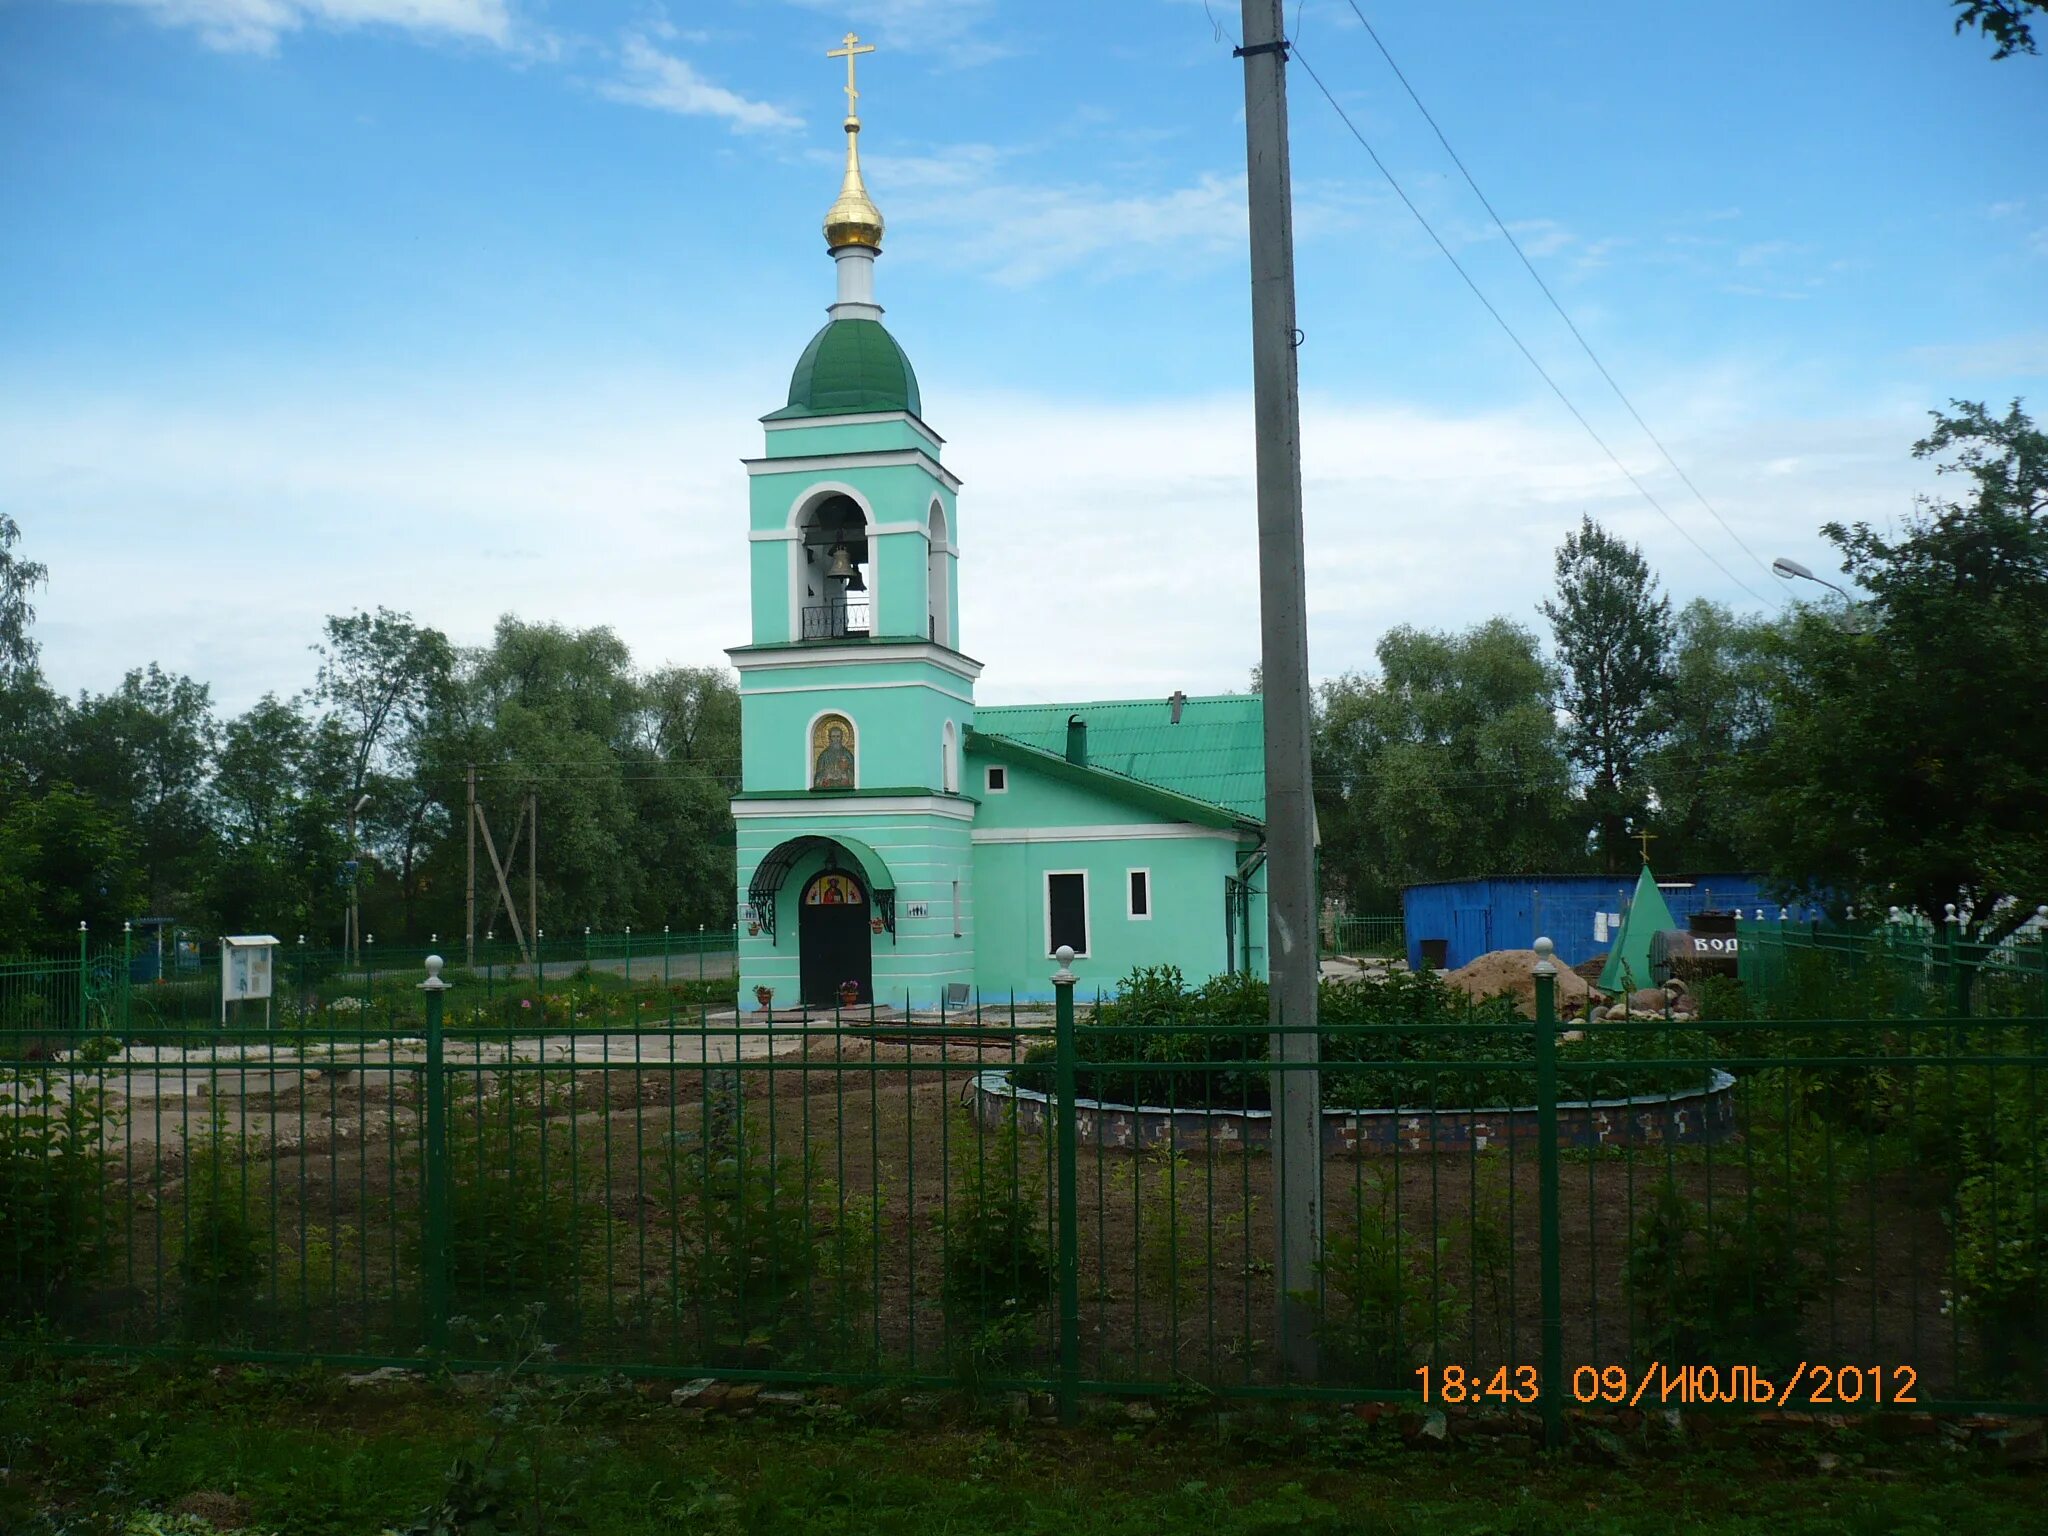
xmin=802 ymin=600 xmax=870 ymax=640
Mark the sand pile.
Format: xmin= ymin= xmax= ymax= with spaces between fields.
xmin=1442 ymin=949 xmax=1594 ymax=1016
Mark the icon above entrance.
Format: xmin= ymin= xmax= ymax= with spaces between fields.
xmin=744 ymin=833 xmax=898 ymax=944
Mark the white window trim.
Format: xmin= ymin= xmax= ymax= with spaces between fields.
xmin=984 ymin=764 xmax=1008 ymax=794
xmin=1044 ymin=869 xmax=1090 ymax=959
xmin=1126 ymin=867 xmax=1152 ymax=921
xmin=941 ymin=719 xmax=959 ymax=793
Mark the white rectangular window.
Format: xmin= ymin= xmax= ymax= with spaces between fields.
xmin=1127 ymin=868 xmax=1151 ymax=920
xmin=985 ymin=765 xmax=1007 ymax=793
xmin=1046 ymin=870 xmax=1089 ymax=957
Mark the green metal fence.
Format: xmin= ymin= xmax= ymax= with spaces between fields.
xmin=0 ymin=926 xmax=740 ymax=1039
xmin=1321 ymin=914 xmax=1406 ymax=959
xmin=4 ymin=938 xmax=2042 ymax=1434
xmin=1739 ymin=915 xmax=2048 ymax=1017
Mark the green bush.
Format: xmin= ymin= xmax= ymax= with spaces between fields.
xmin=0 ymin=1066 xmax=116 ymax=1317
xmin=661 ymin=1070 xmax=880 ymax=1361
xmin=1626 ymin=1176 xmax=1812 ymax=1372
xmin=176 ymin=1108 xmax=268 ymax=1335
xmin=939 ymin=1109 xmax=1051 ymax=1371
xmin=437 ymin=1079 xmax=605 ymax=1319
xmin=1017 ymin=965 xmax=1715 ymax=1112
xmin=1309 ymin=1171 xmax=1458 ymax=1388
xmin=1949 ymin=1160 xmax=2048 ymax=1389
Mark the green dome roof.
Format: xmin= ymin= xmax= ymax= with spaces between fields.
xmin=764 ymin=317 xmax=921 ymax=420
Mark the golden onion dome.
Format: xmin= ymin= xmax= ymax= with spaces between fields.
xmin=823 ymin=115 xmax=883 ymax=251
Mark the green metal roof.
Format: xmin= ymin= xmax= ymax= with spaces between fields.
xmin=763 ymin=318 xmax=922 ymax=420
xmin=972 ymin=693 xmax=1266 ymax=822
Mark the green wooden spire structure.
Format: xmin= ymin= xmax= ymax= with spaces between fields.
xmin=1598 ymin=863 xmax=1676 ymax=995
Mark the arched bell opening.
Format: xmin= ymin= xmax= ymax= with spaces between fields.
xmin=926 ymin=500 xmax=951 ymax=646
xmin=799 ymin=492 xmax=872 ymax=640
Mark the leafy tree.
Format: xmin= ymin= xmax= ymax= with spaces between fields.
xmin=1314 ymin=620 xmax=1580 ymax=909
xmin=0 ymin=787 xmax=141 ymax=952
xmin=0 ymin=514 xmax=47 ymax=685
xmin=209 ymin=696 xmax=352 ymax=935
xmin=1541 ymin=515 xmax=1673 ymax=869
xmin=457 ymin=618 xmax=644 ymax=934
xmin=630 ymin=665 xmax=742 ymax=929
xmin=1642 ymin=600 xmax=1786 ymax=872
xmin=58 ymin=665 xmax=218 ymax=916
xmin=1953 ymin=0 xmax=2045 ymax=58
xmin=1747 ymin=400 xmax=2047 ymax=935
xmin=314 ymin=609 xmax=455 ymax=940
xmin=0 ymin=517 xmax=60 ymax=797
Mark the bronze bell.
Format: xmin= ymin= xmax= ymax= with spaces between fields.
xmin=825 ymin=544 xmax=856 ymax=581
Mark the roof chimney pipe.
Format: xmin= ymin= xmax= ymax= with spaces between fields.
xmin=1065 ymin=714 xmax=1088 ymax=767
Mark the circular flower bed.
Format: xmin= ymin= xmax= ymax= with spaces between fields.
xmin=997 ymin=966 xmax=1738 ymax=1152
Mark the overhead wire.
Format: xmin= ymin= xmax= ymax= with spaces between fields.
xmin=1206 ymin=4 xmax=1781 ymax=609
xmin=1285 ymin=41 xmax=1781 ymax=609
xmin=1335 ymin=0 xmax=1784 ymax=597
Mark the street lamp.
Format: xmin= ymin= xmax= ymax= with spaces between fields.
xmin=1771 ymin=556 xmax=1851 ymax=600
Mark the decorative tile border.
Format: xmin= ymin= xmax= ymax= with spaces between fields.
xmin=972 ymin=1068 xmax=1739 ymax=1154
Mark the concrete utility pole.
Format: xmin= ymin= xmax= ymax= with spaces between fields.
xmin=465 ymin=764 xmax=477 ymax=971
xmin=1237 ymin=0 xmax=1321 ymax=1381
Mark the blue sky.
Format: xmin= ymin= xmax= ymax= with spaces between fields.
xmin=3 ymin=0 xmax=2044 ymax=713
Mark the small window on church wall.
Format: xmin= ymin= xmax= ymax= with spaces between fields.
xmin=985 ymin=765 xmax=1007 ymax=793
xmin=1127 ymin=869 xmax=1151 ymax=920
xmin=942 ymin=721 xmax=959 ymax=793
xmin=810 ymin=713 xmax=856 ymax=790
xmin=1046 ymin=871 xmax=1089 ymax=957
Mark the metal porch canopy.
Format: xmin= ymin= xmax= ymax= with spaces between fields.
xmin=746 ymin=834 xmax=897 ymax=943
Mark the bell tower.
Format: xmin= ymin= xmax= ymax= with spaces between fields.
xmin=728 ymin=35 xmax=978 ymax=1012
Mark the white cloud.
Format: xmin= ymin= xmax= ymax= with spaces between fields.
xmin=1 ymin=375 xmax=1932 ymax=715
xmin=782 ymin=0 xmax=1012 ymax=67
xmin=1505 ymin=218 xmax=1575 ymax=259
xmin=71 ymin=0 xmax=513 ymax=54
xmin=913 ymin=169 xmax=1248 ymax=286
xmin=599 ymin=34 xmax=801 ymax=131
xmin=1735 ymin=239 xmax=1805 ymax=269
xmin=1910 ymin=333 xmax=2048 ymax=377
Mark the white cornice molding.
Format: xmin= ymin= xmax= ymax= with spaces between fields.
xmin=743 ymin=448 xmax=963 ymax=495
xmin=743 ymin=678 xmax=976 ymax=706
xmin=761 ymin=409 xmax=944 ymax=451
xmin=749 ymin=522 xmax=960 ymax=546
xmin=732 ymin=795 xmax=976 ymax=821
xmin=971 ymin=824 xmax=1243 ymax=845
xmin=727 ymin=641 xmax=985 ymax=682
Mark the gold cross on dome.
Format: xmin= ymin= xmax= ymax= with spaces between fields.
xmin=827 ymin=32 xmax=875 ymax=118
xmin=1634 ymin=828 xmax=1657 ymax=864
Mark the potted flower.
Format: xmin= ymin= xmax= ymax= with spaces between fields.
xmin=752 ymin=984 xmax=774 ymax=1013
xmin=837 ymin=978 xmax=860 ymax=1008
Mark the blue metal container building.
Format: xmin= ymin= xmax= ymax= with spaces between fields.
xmin=1401 ymin=873 xmax=1817 ymax=972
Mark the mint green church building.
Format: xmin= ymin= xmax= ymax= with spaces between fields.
xmin=730 ymin=73 xmax=1268 ymax=1009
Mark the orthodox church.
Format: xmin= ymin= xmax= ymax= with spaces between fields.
xmin=731 ymin=43 xmax=1268 ymax=1008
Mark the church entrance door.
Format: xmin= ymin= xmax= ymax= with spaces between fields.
xmin=798 ymin=869 xmax=873 ymax=1009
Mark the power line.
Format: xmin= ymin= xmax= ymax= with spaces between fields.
xmin=1286 ymin=42 xmax=1781 ymax=610
xmin=1336 ymin=0 xmax=1783 ymax=596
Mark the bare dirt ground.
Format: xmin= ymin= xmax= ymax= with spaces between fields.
xmin=50 ymin=1031 xmax=1983 ymax=1400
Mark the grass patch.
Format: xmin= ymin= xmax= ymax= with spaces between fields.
xmin=2 ymin=1358 xmax=2043 ymax=1536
